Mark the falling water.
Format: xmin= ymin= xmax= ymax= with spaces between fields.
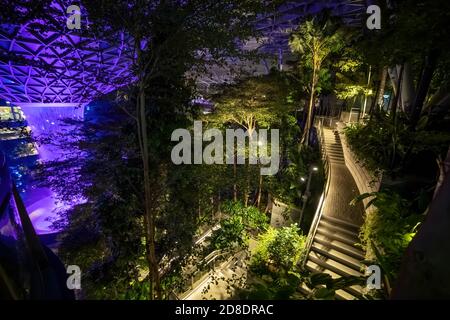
xmin=19 ymin=106 xmax=85 ymax=235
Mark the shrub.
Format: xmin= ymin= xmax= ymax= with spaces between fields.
xmin=251 ymin=224 xmax=307 ymax=275
xmin=209 ymin=201 xmax=269 ymax=251
xmin=344 ymin=111 xmax=450 ymax=179
xmin=357 ymin=192 xmax=423 ymax=282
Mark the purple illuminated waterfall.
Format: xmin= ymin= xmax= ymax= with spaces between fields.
xmin=21 ymin=106 xmax=84 ymax=161
xmin=20 ymin=106 xmax=85 ymax=235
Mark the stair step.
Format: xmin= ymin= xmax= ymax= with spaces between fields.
xmin=335 ymin=289 xmax=358 ymax=300
xmin=315 ymin=228 xmax=360 ymax=250
xmin=327 ymin=160 xmax=345 ymax=164
xmin=326 ymin=152 xmax=344 ymax=157
xmin=298 ymin=283 xmax=311 ymax=297
xmin=326 ymin=152 xmax=344 ymax=158
xmin=327 ymin=156 xmax=345 ymax=162
xmin=318 ymin=220 xmax=360 ymax=240
xmin=322 ymin=215 xmax=361 ymax=232
xmin=327 ymin=150 xmax=344 ymax=157
xmin=328 ymin=161 xmax=346 ymax=165
xmin=325 ymin=147 xmax=340 ymax=150
xmin=308 ymin=251 xmax=363 ymax=277
xmin=305 ymin=260 xmax=365 ymax=299
xmin=325 ymin=144 xmax=342 ymax=148
xmin=299 ymin=281 xmax=357 ymax=300
xmin=311 ymin=244 xmax=362 ymax=271
xmin=313 ymin=236 xmax=365 ymax=260
xmin=326 ymin=151 xmax=343 ymax=156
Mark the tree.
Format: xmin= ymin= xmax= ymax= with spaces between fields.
xmin=35 ymin=100 xmax=147 ymax=299
xmin=80 ymin=0 xmax=265 ymax=299
xmin=290 ymin=18 xmax=344 ymax=146
xmin=355 ymin=0 xmax=450 ymax=129
xmin=209 ymin=71 xmax=295 ymax=206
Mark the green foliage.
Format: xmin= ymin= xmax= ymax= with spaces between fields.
xmin=303 ymin=273 xmax=364 ymax=300
xmin=209 ymin=201 xmax=269 ymax=251
xmin=209 ymin=71 xmax=296 ymax=130
xmin=209 ymin=214 xmax=248 ymax=250
xmin=289 ymin=17 xmax=346 ymax=97
xmin=335 ymin=84 xmax=373 ymax=100
xmin=32 ymin=0 xmax=277 ymax=300
xmin=356 ymin=192 xmax=423 ymax=282
xmin=240 ymin=269 xmax=364 ymax=300
xmin=290 ymin=19 xmax=345 ymax=70
xmin=356 ymin=0 xmax=450 ymax=67
xmin=250 ymin=224 xmax=306 ymax=275
xmin=239 ymin=272 xmax=303 ymax=300
xmin=221 ymin=201 xmax=269 ymax=232
xmin=267 ymin=145 xmax=324 ymax=232
xmin=344 ymin=111 xmax=450 ymax=178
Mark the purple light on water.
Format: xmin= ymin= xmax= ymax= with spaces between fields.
xmin=19 ymin=105 xmax=86 ymax=235
xmin=20 ymin=106 xmax=84 ymax=162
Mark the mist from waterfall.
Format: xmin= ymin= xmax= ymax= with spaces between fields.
xmin=20 ymin=105 xmax=85 ymax=235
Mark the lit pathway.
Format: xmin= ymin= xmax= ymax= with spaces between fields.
xmin=304 ymin=124 xmax=366 ymax=300
xmin=321 ymin=128 xmax=364 ymax=225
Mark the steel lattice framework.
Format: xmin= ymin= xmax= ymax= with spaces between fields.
xmin=0 ymin=1 xmax=133 ymax=104
xmin=255 ymin=0 xmax=368 ymax=53
xmin=196 ymin=0 xmax=369 ymax=91
xmin=0 ymin=0 xmax=368 ymax=104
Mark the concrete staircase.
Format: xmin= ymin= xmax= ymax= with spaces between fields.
xmin=305 ymin=215 xmax=365 ymax=300
xmin=303 ymin=126 xmax=366 ymax=300
xmin=323 ymin=128 xmax=345 ymax=165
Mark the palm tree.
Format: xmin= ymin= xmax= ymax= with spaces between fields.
xmin=290 ymin=19 xmax=343 ymax=146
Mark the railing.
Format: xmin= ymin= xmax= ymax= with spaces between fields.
xmin=301 ymin=117 xmax=333 ymax=268
xmin=0 ymin=152 xmax=73 ymax=299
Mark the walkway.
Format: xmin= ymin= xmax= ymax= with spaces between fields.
xmin=304 ymin=124 xmax=366 ymax=300
xmin=182 ymin=250 xmax=248 ymax=300
xmin=182 ymin=123 xmax=367 ymax=300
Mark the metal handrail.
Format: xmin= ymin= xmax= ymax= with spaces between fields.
xmin=0 ymin=153 xmax=52 ymax=299
xmin=301 ymin=117 xmax=333 ymax=268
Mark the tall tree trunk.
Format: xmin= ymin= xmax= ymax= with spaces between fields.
xmin=362 ymin=65 xmax=372 ymax=118
xmin=233 ymin=152 xmax=237 ymax=201
xmin=134 ymin=40 xmax=161 ymax=300
xmin=138 ymin=88 xmax=161 ymax=300
xmin=302 ymin=67 xmax=317 ymax=146
xmin=135 ymin=41 xmax=161 ymax=299
xmin=376 ymin=66 xmax=388 ymax=109
xmin=410 ymin=49 xmax=440 ymax=129
xmin=255 ymin=171 xmax=262 ymax=208
xmin=244 ymin=163 xmax=249 ymax=207
xmin=369 ymin=77 xmax=381 ymax=117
